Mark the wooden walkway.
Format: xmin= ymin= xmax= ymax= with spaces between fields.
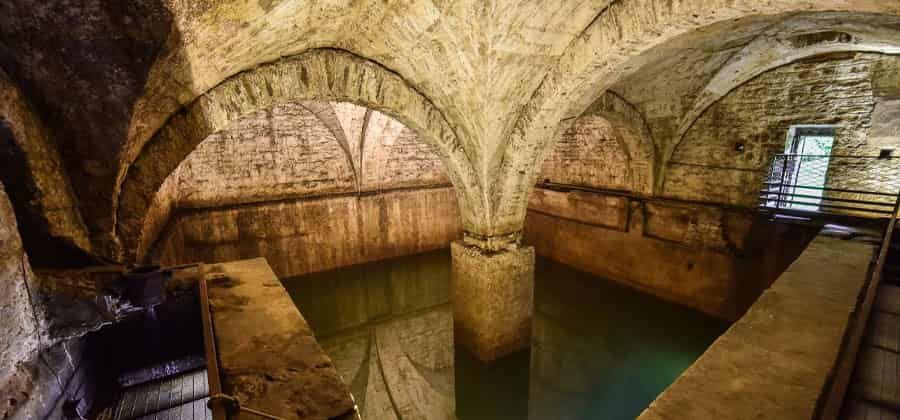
xmin=844 ymin=230 xmax=900 ymax=419
xmin=97 ymin=368 xmax=211 ymax=420
xmin=845 ymin=286 xmax=900 ymax=419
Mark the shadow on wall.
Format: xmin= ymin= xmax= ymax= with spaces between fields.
xmin=0 ymin=120 xmax=97 ymax=267
xmin=0 ymin=0 xmax=186 ymax=257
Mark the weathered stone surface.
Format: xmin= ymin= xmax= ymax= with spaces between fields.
xmin=526 ymin=187 xmax=818 ymax=320
xmin=669 ymin=54 xmax=896 ymax=205
xmin=0 ymin=68 xmax=91 ymax=263
xmin=152 ymin=187 xmax=461 ymax=278
xmin=451 ymin=241 xmax=534 ymax=362
xmin=117 ymin=50 xmax=481 ymax=261
xmin=497 ymin=6 xmax=900 ymax=234
xmin=539 ymin=112 xmax=652 ymax=194
xmin=0 ymin=0 xmax=174 ymax=252
xmin=638 ymin=235 xmax=875 ymax=420
xmin=140 ymin=101 xmax=451 ymax=259
xmin=0 ymin=181 xmax=42 ymax=418
xmin=205 ymin=258 xmax=355 ymax=419
xmin=0 ymin=1 xmax=895 ymax=260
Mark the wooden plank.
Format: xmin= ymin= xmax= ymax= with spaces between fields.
xmin=113 ymin=370 xmax=209 ymax=420
xmin=843 ymin=398 xmax=900 ymax=420
xmin=869 ymin=312 xmax=900 ymax=353
xmin=852 ymin=347 xmax=900 ymax=410
xmin=877 ymin=286 xmax=900 ymax=316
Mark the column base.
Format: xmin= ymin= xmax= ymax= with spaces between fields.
xmin=451 ymin=241 xmax=534 ymax=363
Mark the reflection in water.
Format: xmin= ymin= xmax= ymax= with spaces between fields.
xmin=282 ymin=250 xmax=727 ymax=420
xmin=528 ymin=259 xmax=727 ymax=420
xmin=284 ymin=252 xmax=455 ymax=420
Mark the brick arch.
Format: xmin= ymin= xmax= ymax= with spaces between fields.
xmin=491 ymin=1 xmax=900 ymax=238
xmin=116 ymin=49 xmax=480 ymax=261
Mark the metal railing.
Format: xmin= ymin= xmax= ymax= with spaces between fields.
xmin=760 ymin=154 xmax=900 ymax=218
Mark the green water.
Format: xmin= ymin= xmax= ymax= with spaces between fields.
xmin=282 ymin=249 xmax=727 ymax=420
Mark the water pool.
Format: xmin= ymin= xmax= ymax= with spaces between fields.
xmin=282 ymin=249 xmax=726 ymax=420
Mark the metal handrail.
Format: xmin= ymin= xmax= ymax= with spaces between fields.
xmin=762 ymin=183 xmax=900 ymax=197
xmin=758 ymin=192 xmax=897 ymax=207
xmin=760 ymin=153 xmax=900 ymax=218
xmin=776 ymin=153 xmax=894 ymax=159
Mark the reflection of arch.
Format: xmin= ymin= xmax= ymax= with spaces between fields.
xmin=0 ymin=68 xmax=91 ymax=261
xmin=117 ymin=49 xmax=479 ymax=260
xmin=493 ymin=2 xmax=900 ymax=237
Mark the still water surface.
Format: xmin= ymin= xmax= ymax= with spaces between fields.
xmin=282 ymin=250 xmax=727 ymax=420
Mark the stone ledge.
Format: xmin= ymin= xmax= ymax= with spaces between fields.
xmin=638 ymin=235 xmax=875 ymax=420
xmin=205 ymin=258 xmax=356 ymax=419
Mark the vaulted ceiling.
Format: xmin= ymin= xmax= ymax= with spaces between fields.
xmin=2 ymin=0 xmax=900 ymax=261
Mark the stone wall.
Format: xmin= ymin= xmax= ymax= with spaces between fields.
xmin=142 ymin=100 xmax=458 ymax=271
xmin=524 ymin=188 xmax=817 ymax=320
xmin=0 ymin=181 xmax=41 ymax=417
xmin=539 ymin=113 xmax=651 ymax=193
xmin=666 ymin=53 xmax=900 ymax=206
xmin=0 ymin=182 xmax=94 ymax=419
xmin=526 ymin=53 xmax=898 ymax=319
xmin=152 ymin=187 xmax=462 ymax=278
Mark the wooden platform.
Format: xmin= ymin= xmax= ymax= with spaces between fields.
xmin=98 ymin=369 xmax=211 ymax=420
xmin=846 ymin=285 xmax=900 ymax=419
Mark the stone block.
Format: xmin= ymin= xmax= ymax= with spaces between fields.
xmin=451 ymin=241 xmax=534 ymax=362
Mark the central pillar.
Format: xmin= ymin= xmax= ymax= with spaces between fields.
xmin=451 ymin=237 xmax=534 ymax=362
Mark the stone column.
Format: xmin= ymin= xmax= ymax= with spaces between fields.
xmin=451 ymin=238 xmax=535 ymax=362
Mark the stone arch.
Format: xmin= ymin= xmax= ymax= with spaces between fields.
xmin=666 ymin=23 xmax=900 ymax=172
xmin=0 ymin=68 xmax=92 ymax=264
xmin=492 ymin=1 xmax=900 ymax=237
xmin=539 ymin=91 xmax=657 ymax=194
xmin=587 ymin=91 xmax=657 ymax=194
xmin=116 ymin=49 xmax=480 ymax=261
xmin=665 ymin=52 xmax=897 ymax=206
xmin=297 ymin=101 xmax=360 ymax=184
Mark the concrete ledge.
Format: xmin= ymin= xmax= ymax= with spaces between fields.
xmin=639 ymin=235 xmax=875 ymax=420
xmin=205 ymin=258 xmax=356 ymax=419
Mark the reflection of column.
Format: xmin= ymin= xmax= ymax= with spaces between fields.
xmin=452 ymin=240 xmax=535 ymax=362
xmin=527 ymin=313 xmax=597 ymax=420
